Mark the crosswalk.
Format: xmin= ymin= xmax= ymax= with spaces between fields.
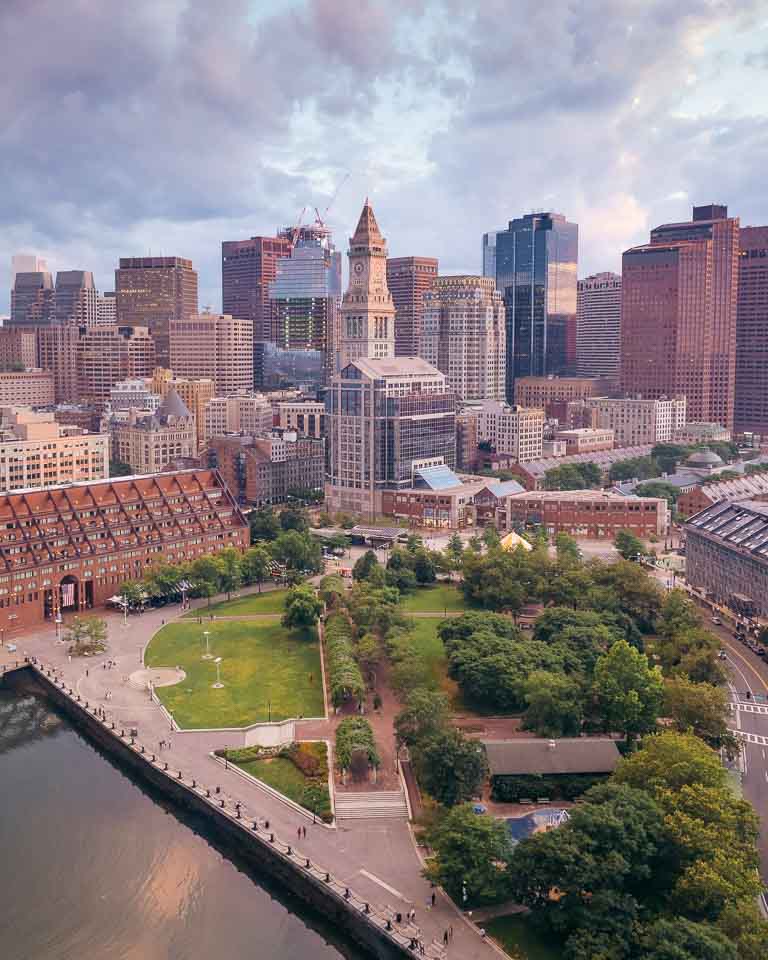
xmin=735 ymin=730 xmax=768 ymax=746
xmin=334 ymin=790 xmax=409 ymax=821
xmin=733 ymin=702 xmax=768 ymax=715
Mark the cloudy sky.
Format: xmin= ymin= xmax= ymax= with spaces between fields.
xmin=2 ymin=0 xmax=768 ymax=313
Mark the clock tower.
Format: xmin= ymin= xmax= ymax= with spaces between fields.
xmin=336 ymin=200 xmax=396 ymax=369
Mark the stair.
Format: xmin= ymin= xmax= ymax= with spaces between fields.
xmin=334 ymin=789 xmax=409 ymax=820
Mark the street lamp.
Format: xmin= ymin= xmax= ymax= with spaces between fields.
xmin=212 ymin=656 xmax=224 ymax=689
xmin=201 ymin=630 xmax=213 ymax=660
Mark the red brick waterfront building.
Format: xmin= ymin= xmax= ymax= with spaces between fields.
xmin=0 ymin=469 xmax=248 ymax=635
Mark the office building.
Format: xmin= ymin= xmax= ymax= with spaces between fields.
xmin=685 ymin=499 xmax=768 ymax=617
xmin=169 ymin=312 xmax=253 ymax=396
xmin=268 ymin=222 xmax=341 ymax=380
xmin=554 ymin=427 xmax=615 ymax=455
xmin=77 ymin=325 xmax=156 ymax=406
xmin=222 ymin=234 xmax=292 ymax=388
xmin=0 ymin=328 xmax=38 ymax=369
xmin=325 ymin=356 xmax=456 ymax=519
xmin=108 ymin=379 xmax=161 ymax=413
xmin=209 ymin=430 xmax=324 ymax=506
xmin=576 ymin=272 xmax=621 ymax=381
xmin=0 ymin=407 xmax=108 ymax=492
xmin=585 ymin=396 xmax=686 ymax=447
xmin=420 ymin=276 xmax=506 ymax=401
xmin=109 ymin=390 xmax=197 ymax=474
xmin=735 ymin=225 xmax=768 ymax=436
xmin=151 ymin=368 xmax=215 ymax=447
xmin=484 ymin=212 xmax=578 ymax=400
xmin=278 ymin=400 xmax=325 ymax=439
xmin=115 ymin=257 xmax=198 ymax=368
xmin=96 ymin=292 xmax=117 ymax=325
xmin=0 ymin=370 xmax=55 ymax=407
xmin=621 ymin=204 xmax=739 ymax=429
xmin=11 ymin=254 xmax=48 ymax=283
xmin=513 ymin=375 xmax=606 ymax=416
xmin=0 ymin=469 xmax=248 ymax=634
xmin=474 ymin=400 xmax=545 ymax=462
xmin=337 ymin=201 xmax=396 ymax=369
xmin=10 ymin=272 xmax=54 ymax=327
xmin=203 ymin=392 xmax=273 ymax=442
xmin=37 ymin=325 xmax=81 ymax=404
xmin=54 ymin=270 xmax=97 ymax=326
xmin=386 ymin=256 xmax=439 ymax=357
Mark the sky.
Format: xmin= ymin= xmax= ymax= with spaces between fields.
xmin=2 ymin=0 xmax=768 ymax=314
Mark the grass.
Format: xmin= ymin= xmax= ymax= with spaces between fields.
xmin=145 ymin=619 xmax=323 ymax=728
xmin=183 ymin=588 xmax=288 ymax=618
xmin=226 ymin=742 xmax=332 ymax=821
xmin=408 ymin=618 xmax=465 ymax=710
xmin=485 ymin=915 xmax=562 ymax=960
xmin=399 ymin=582 xmax=467 ymax=613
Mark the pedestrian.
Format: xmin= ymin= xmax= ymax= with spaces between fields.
xmin=302 ymin=825 xmax=307 ymax=839
xmin=479 ymin=927 xmax=486 ymax=939
xmin=431 ymin=892 xmax=436 ymax=907
xmin=396 ymin=912 xmax=402 ymax=924
xmin=68 ymin=655 xmax=71 ymax=663
xmin=86 ymin=668 xmax=89 ymax=677
xmin=449 ymin=924 xmax=453 ymax=940
xmin=443 ymin=930 xmax=449 ymax=945
xmin=297 ymin=827 xmax=301 ymax=841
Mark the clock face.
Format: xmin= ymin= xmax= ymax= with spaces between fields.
xmin=354 ymin=262 xmax=364 ymax=275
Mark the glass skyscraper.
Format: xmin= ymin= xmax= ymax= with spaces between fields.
xmin=483 ymin=212 xmax=578 ymax=401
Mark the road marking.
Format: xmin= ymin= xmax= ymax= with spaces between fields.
xmin=358 ymin=870 xmax=409 ymax=903
xmin=736 ymin=731 xmax=768 ymax=746
xmin=733 ymin=703 xmax=768 ymax=715
xmin=723 ymin=641 xmax=768 ymax=695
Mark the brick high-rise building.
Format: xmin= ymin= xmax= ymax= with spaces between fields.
xmin=386 ymin=256 xmax=438 ymax=357
xmin=420 ymin=276 xmax=506 ymax=401
xmin=221 ymin=235 xmax=292 ymax=387
xmin=735 ymin=225 xmax=768 ymax=436
xmin=169 ymin=312 xmax=253 ymax=396
xmin=576 ymin=272 xmax=621 ymax=382
xmin=0 ymin=327 xmax=38 ymax=369
xmin=115 ymin=257 xmax=198 ymax=368
xmin=621 ymin=204 xmax=739 ymax=429
xmin=37 ymin=325 xmax=81 ymax=403
xmin=10 ymin=271 xmax=54 ymax=327
xmin=54 ymin=270 xmax=97 ymax=326
xmin=77 ymin=325 xmax=156 ymax=406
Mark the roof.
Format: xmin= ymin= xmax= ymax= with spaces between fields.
xmin=348 ymin=356 xmax=443 ymax=380
xmin=351 ymin=200 xmax=384 ymax=247
xmin=350 ymin=525 xmax=403 ymax=540
xmin=689 ymin=472 xmax=768 ymax=503
xmin=484 ymin=738 xmax=622 ymax=777
xmin=500 ymin=531 xmax=533 ymax=552
xmin=414 ymin=464 xmax=462 ymax=490
xmin=155 ymin=388 xmax=192 ymax=421
xmin=505 ymin=489 xmax=665 ymax=504
xmin=485 ymin=479 xmax=526 ymax=498
xmin=685 ymin=448 xmax=723 ymax=467
xmin=685 ymin=499 xmax=768 ymax=564
xmin=519 ymin=444 xmax=656 ymax=479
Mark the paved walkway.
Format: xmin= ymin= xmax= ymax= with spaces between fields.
xmin=0 ymin=591 xmax=503 ymax=960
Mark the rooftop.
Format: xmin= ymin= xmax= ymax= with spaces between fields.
xmin=349 ymin=356 xmax=444 ymax=379
xmin=506 ymin=489 xmax=664 ymax=504
xmin=685 ymin=499 xmax=768 ymax=563
xmin=520 ymin=444 xmax=656 ymax=478
xmin=483 ymin=738 xmax=621 ymax=777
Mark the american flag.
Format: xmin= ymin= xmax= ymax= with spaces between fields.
xmin=61 ymin=582 xmax=76 ymax=608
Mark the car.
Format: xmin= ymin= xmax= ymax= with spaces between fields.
xmin=711 ymin=616 xmax=722 ymax=625
xmin=718 ymin=650 xmax=727 ymax=661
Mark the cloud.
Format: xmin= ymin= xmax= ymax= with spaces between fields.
xmin=1 ymin=0 xmax=766 ymax=312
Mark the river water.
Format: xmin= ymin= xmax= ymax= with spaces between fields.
xmin=0 ymin=684 xmax=364 ymax=960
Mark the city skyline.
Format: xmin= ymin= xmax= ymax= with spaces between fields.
xmin=2 ymin=2 xmax=768 ymax=313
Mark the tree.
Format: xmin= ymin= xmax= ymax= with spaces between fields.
xmin=355 ymin=631 xmax=382 ymax=685
xmin=394 ymin=688 xmax=450 ymax=749
xmin=352 ymin=549 xmax=379 ymax=581
xmin=634 ymin=480 xmax=681 ymax=508
xmin=588 ymin=559 xmax=663 ymax=632
xmin=636 ymin=917 xmax=737 ymax=960
xmin=65 ymin=616 xmax=108 ymax=656
xmin=190 ymin=555 xmax=222 ymax=605
xmin=544 ymin=462 xmax=601 ymax=490
xmin=217 ymin=547 xmax=243 ymax=600
xmin=663 ymin=677 xmax=738 ymax=756
xmin=412 ymin=548 xmax=436 ymax=584
xmin=318 ymin=573 xmax=345 ymax=609
xmin=482 ymin=525 xmax=501 ymax=549
xmin=271 ymin=530 xmax=322 ymax=573
xmin=413 ymin=728 xmax=487 ymax=807
xmin=242 ymin=544 xmax=272 ymax=592
xmin=249 ymin=507 xmax=280 ymax=542
xmin=609 ymin=455 xmax=661 ymax=483
xmin=554 ymin=532 xmax=581 ymax=565
xmin=614 ymin=529 xmax=645 ymax=561
xmin=424 ymin=804 xmax=511 ymax=904
xmin=447 ymin=532 xmax=464 ymax=561
xmin=613 ymin=731 xmax=727 ymax=794
xmin=109 ymin=460 xmax=133 ymax=477
xmin=282 ymin=584 xmax=322 ymax=633
xmin=651 ymin=442 xmax=690 ymax=475
xmin=460 ymin=548 xmax=526 ymax=614
xmin=592 ymin=640 xmax=664 ymax=740
xmin=119 ymin=580 xmax=145 ymax=609
xmin=522 ymin=670 xmax=584 ymax=737
xmin=279 ymin=505 xmax=308 ymax=532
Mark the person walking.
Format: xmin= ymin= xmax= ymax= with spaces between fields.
xmin=443 ymin=930 xmax=449 ymax=945
xmin=431 ymin=892 xmax=436 ymax=907
xmin=297 ymin=827 xmax=302 ymax=841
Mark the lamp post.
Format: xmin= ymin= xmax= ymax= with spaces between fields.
xmin=212 ymin=656 xmax=224 ymax=689
xmin=202 ymin=630 xmax=213 ymax=660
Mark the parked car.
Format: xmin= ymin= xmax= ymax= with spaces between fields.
xmin=711 ymin=616 xmax=722 ymax=625
xmin=718 ymin=650 xmax=727 ymax=661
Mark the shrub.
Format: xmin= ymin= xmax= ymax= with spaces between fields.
xmin=325 ymin=613 xmax=366 ymax=707
xmin=335 ymin=716 xmax=379 ymax=769
xmin=490 ymin=773 xmax=608 ymax=803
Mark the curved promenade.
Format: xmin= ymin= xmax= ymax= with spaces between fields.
xmin=0 ymin=589 xmax=504 ymax=960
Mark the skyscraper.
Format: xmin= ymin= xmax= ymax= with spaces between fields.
xmin=54 ymin=270 xmax=97 ymax=326
xmin=10 ymin=271 xmax=54 ymax=327
xmin=169 ymin=312 xmax=253 ymax=395
xmin=484 ymin=212 xmax=578 ymax=401
xmin=386 ymin=256 xmax=438 ymax=357
xmin=621 ymin=204 xmax=739 ymax=428
xmin=115 ymin=256 xmax=198 ymax=368
xmin=337 ymin=201 xmax=396 ymax=369
xmin=77 ymin=325 xmax=156 ymax=406
xmin=420 ymin=275 xmax=506 ymax=401
xmin=221 ymin=234 xmax=292 ymax=387
xmin=735 ymin=225 xmax=768 ymax=436
xmin=576 ymin=272 xmax=622 ymax=382
xmin=267 ymin=221 xmax=341 ymax=382
xmin=11 ymin=254 xmax=48 ymax=283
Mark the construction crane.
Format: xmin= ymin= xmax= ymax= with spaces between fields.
xmin=289 ymin=206 xmax=307 ymax=247
xmin=314 ymin=172 xmax=351 ymax=228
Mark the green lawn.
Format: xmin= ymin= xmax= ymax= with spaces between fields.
xmin=225 ymin=742 xmax=332 ymax=820
xmin=145 ymin=619 xmax=323 ymax=728
xmin=408 ymin=617 xmax=465 ymax=710
xmin=183 ymin=588 xmax=288 ymax=618
xmin=485 ymin=915 xmax=562 ymax=960
xmin=235 ymin=756 xmax=307 ymax=799
xmin=400 ymin=583 xmax=467 ymax=613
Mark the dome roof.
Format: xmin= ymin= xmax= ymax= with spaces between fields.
xmin=685 ymin=447 xmax=724 ymax=467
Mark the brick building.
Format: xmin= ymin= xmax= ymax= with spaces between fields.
xmin=77 ymin=325 xmax=156 ymax=406
xmin=474 ymin=401 xmax=545 ymax=462
xmin=278 ymin=400 xmax=325 ymax=438
xmin=735 ymin=225 xmax=768 ymax=436
xmin=169 ymin=312 xmax=253 ymax=396
xmin=0 ymin=468 xmax=248 ymax=634
xmin=554 ymin=427 xmax=615 ymax=455
xmin=0 ymin=370 xmax=55 ymax=406
xmin=513 ymin=376 xmax=607 ymax=417
xmin=386 ymin=256 xmax=438 ymax=357
xmin=0 ymin=328 xmax=38 ymax=369
xmin=677 ymin=471 xmax=768 ymax=520
xmin=685 ymin=499 xmax=768 ymax=617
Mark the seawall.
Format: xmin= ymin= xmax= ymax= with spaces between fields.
xmin=7 ymin=660 xmax=416 ymax=960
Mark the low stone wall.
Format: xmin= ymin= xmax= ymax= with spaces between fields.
xmin=244 ymin=718 xmax=295 ymax=748
xmin=11 ymin=661 xmax=416 ymax=960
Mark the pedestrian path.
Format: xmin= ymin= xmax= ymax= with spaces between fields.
xmin=335 ymin=790 xmax=409 ymax=820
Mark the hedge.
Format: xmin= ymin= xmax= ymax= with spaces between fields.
xmin=325 ymin=613 xmax=366 ymax=707
xmin=335 ymin=716 xmax=380 ymax=770
xmin=490 ymin=773 xmax=608 ymax=803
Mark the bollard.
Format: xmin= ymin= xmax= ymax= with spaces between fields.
xmin=219 ymin=799 xmax=224 ymax=808
xmin=270 ymin=833 xmax=275 ymax=843
xmin=305 ymin=858 xmax=310 ymax=868
xmin=364 ymin=903 xmax=370 ymax=914
xmin=177 ymin=770 xmax=182 ymax=779
xmin=386 ymin=920 xmax=392 ymax=931
xmin=130 ymin=737 xmax=135 ymax=745
xmin=344 ymin=888 xmax=350 ymax=900
xmin=164 ymin=762 xmax=168 ymax=771
xmin=252 ymin=822 xmax=258 ymax=831
xmin=111 ymin=722 xmax=116 ymax=730
xmin=192 ymin=779 xmax=196 ymax=788
xmin=151 ymin=754 xmax=156 ymax=762
xmin=140 ymin=746 xmax=145 ymax=753
xmin=215 ymin=786 xmax=221 ymax=794
xmin=206 ymin=789 xmax=211 ymax=798
xmin=264 ymin=820 xmax=269 ymax=830
xmin=287 ymin=845 xmax=292 ymax=856
xmin=324 ymin=872 xmax=330 ymax=883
